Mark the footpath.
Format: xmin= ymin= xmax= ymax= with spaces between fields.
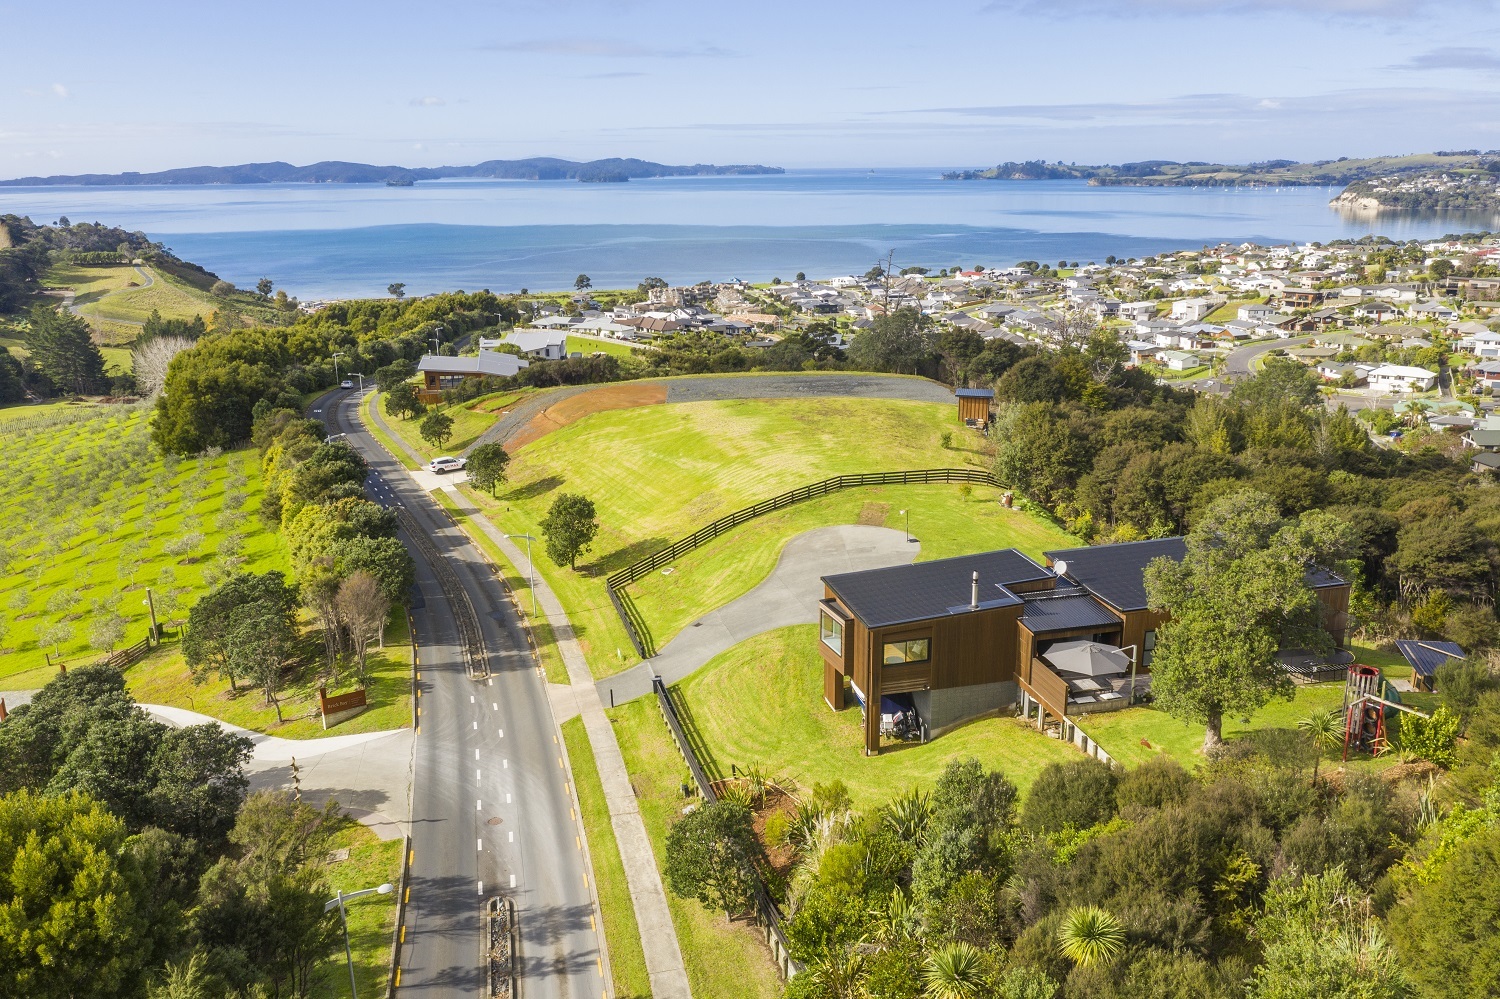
xmin=364 ymin=393 xmax=693 ymax=999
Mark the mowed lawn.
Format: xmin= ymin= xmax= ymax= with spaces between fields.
xmin=1079 ymin=642 xmax=1440 ymax=771
xmin=673 ymin=625 xmax=1083 ymax=811
xmin=376 ymin=387 xmax=531 ymax=462
xmin=0 ymin=404 xmax=286 ymax=681
xmin=464 ymin=396 xmax=1012 ymax=677
xmin=52 ymin=262 xmax=217 ymax=326
xmin=306 ymin=817 xmax=404 ymax=999
xmin=629 ymin=482 xmax=1075 ymax=653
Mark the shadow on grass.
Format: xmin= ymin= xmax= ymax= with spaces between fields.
xmin=503 ymin=475 xmax=565 ymax=502
xmin=581 ymin=537 xmax=670 ymax=579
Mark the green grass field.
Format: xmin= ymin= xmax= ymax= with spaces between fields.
xmin=1206 ymin=298 xmax=1262 ymax=323
xmin=561 ymin=717 xmax=650 ymax=999
xmin=607 ymin=695 xmax=787 ymax=999
xmin=628 ymin=482 xmax=1076 ymax=656
xmin=674 ymin=625 xmax=1083 ymax=810
xmin=460 ymin=396 xmax=1030 ymax=677
xmin=1079 ymin=642 xmax=1439 ymax=771
xmin=123 ymin=613 xmax=412 ymax=738
xmin=0 ymin=404 xmax=286 ymax=680
xmin=566 ymin=335 xmax=636 ymax=359
xmin=307 ymin=818 xmax=403 ymax=999
xmin=373 ymin=387 xmax=531 ymax=464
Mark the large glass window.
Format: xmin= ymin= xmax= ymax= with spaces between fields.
xmin=1143 ymin=630 xmax=1157 ymax=667
xmin=820 ymin=612 xmax=844 ymax=656
xmin=883 ymin=638 xmax=931 ymax=665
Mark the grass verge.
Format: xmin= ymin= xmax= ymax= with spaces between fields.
xmin=561 ymin=717 xmax=651 ymax=999
xmin=308 ymin=818 xmax=403 ymax=999
xmin=608 ymin=696 xmax=785 ymax=999
xmin=673 ymin=625 xmax=1084 ymax=811
xmin=363 ymin=391 xmax=423 ymax=470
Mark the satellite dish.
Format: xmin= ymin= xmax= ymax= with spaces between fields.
xmin=1054 ymin=560 xmax=1069 ymax=577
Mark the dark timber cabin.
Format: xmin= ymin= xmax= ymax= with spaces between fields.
xmin=955 ymin=387 xmax=994 ymax=424
xmin=819 ymin=536 xmax=1352 ymax=755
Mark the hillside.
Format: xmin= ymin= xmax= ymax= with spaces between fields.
xmin=0 ymin=156 xmax=785 ymax=187
xmin=944 ymin=150 xmax=1500 ymax=188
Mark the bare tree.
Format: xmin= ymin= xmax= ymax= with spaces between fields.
xmin=336 ymin=571 xmax=390 ymax=686
xmin=131 ymin=335 xmax=196 ymax=398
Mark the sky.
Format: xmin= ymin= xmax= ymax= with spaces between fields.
xmin=3 ymin=0 xmax=1500 ymax=176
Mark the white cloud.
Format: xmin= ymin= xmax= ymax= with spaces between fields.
xmin=410 ymin=96 xmax=446 ymax=107
xmin=21 ymin=83 xmax=69 ymax=99
xmin=52 ymin=83 xmax=68 ymax=98
xmin=1394 ymin=46 xmax=1500 ymax=70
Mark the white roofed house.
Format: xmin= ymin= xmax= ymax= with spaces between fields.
xmin=1366 ymin=364 xmax=1438 ymax=393
xmin=1238 ymin=302 xmax=1276 ymax=322
xmin=1120 ymin=301 xmax=1158 ymax=322
xmin=1407 ymin=300 xmax=1457 ymax=321
xmin=491 ymin=329 xmax=568 ymax=360
xmin=1156 ymin=349 xmax=1200 ymax=370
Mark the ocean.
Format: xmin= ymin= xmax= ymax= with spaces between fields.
xmin=0 ymin=169 xmax=1491 ymax=298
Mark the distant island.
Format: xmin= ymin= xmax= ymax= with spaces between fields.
xmin=0 ymin=157 xmax=785 ymax=187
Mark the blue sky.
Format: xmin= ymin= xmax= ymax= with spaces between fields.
xmin=3 ymin=0 xmax=1499 ymax=175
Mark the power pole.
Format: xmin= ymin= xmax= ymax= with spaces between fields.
xmin=145 ymin=587 xmax=159 ymax=643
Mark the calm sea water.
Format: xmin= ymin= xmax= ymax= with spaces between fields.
xmin=1 ymin=169 xmax=1491 ymax=298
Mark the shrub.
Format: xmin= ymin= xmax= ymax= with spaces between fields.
xmin=1397 ymin=705 xmax=1461 ymax=767
xmin=1115 ymin=756 xmax=1195 ymax=812
xmin=1022 ymin=758 xmax=1119 ymax=834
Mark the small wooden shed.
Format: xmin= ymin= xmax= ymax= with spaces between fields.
xmin=955 ymin=387 xmax=994 ymax=424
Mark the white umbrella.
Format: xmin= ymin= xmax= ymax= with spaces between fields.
xmin=1045 ymin=640 xmax=1130 ymax=677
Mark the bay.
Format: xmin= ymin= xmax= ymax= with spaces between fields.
xmin=0 ymin=169 xmax=1491 ymax=298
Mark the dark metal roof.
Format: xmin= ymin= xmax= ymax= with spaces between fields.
xmin=1394 ymin=640 xmax=1465 ymax=679
xmin=1046 ymin=537 xmax=1348 ymax=613
xmin=954 ymin=388 xmax=995 ymax=399
xmin=1020 ymin=592 xmax=1123 ymax=634
xmin=823 ymin=550 xmax=1050 ymax=629
xmin=1045 ymin=538 xmax=1185 ymax=613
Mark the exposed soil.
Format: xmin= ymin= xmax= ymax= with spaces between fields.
xmin=857 ymin=501 xmax=890 ymax=526
xmin=507 ymin=382 xmax=668 ymax=450
xmin=747 ymin=788 xmax=800 ymax=883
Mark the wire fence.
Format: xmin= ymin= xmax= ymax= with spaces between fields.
xmin=607 ymin=468 xmax=1001 ymax=658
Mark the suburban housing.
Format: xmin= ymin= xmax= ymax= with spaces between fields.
xmin=818 ymin=537 xmax=1351 ymax=755
xmin=415 ymin=349 xmax=530 ymax=403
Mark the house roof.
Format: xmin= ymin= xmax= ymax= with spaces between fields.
xmin=1394 ymin=639 xmax=1464 ymax=679
xmin=954 ymin=388 xmax=995 ymax=399
xmin=1020 ymin=591 xmax=1123 ymax=634
xmin=823 ymin=549 xmax=1051 ymax=629
xmin=416 ymin=349 xmax=530 ymax=378
xmin=502 ymin=330 xmax=567 ymax=353
xmin=1045 ymin=537 xmax=1186 ymax=613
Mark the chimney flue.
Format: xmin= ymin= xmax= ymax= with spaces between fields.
xmin=971 ymin=571 xmax=979 ymax=610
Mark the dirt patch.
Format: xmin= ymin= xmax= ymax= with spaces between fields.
xmin=509 ymin=382 xmax=668 ymax=449
xmin=857 ymin=501 xmax=890 ymax=526
xmin=748 ymin=789 xmax=800 ymax=883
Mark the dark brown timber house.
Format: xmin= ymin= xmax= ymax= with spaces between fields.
xmin=818 ymin=537 xmax=1351 ymax=755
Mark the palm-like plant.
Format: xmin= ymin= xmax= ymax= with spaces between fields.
xmin=1057 ymin=906 xmax=1126 ymax=969
xmin=1298 ymin=708 xmax=1344 ymax=781
xmin=922 ymin=941 xmax=988 ymax=999
xmin=868 ymin=886 xmax=923 ymax=946
xmin=885 ymin=788 xmax=934 ymax=843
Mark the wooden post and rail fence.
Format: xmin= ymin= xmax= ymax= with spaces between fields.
xmin=606 ymin=467 xmax=1006 ymax=659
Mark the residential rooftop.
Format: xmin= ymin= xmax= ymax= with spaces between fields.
xmin=822 ymin=549 xmax=1051 ymax=629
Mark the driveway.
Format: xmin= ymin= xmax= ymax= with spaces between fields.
xmin=596 ymin=524 xmax=919 ymax=706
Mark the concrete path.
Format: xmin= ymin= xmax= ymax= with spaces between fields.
xmin=146 ymin=704 xmax=414 ymax=841
xmin=439 ymin=485 xmax=694 ymax=999
xmin=598 ymin=525 xmax=920 ymax=706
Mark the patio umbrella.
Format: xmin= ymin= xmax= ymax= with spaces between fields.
xmin=1045 ymin=640 xmax=1130 ymax=677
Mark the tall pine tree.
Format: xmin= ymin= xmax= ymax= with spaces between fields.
xmin=28 ymin=305 xmax=106 ymax=395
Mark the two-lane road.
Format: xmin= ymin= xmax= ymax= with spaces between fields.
xmin=316 ymin=388 xmax=603 ymax=998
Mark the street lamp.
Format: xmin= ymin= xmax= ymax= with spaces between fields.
xmin=899 ymin=509 xmax=912 ymax=543
xmin=324 ymin=883 xmax=394 ymax=998
xmin=431 ymin=325 xmax=444 ymax=355
xmin=507 ymin=534 xmax=537 ymax=616
xmin=332 ymin=352 xmax=346 ymax=384
xmin=353 ymin=372 xmax=365 ymax=392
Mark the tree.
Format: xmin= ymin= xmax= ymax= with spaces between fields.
xmin=846 ymin=308 xmax=933 ymax=374
xmin=1390 ymin=825 xmax=1500 ymax=997
xmin=638 ymin=276 xmax=667 ymax=295
xmin=339 ymin=535 xmax=416 ymax=606
xmin=467 ymin=441 xmax=511 ymax=496
xmin=575 ymin=274 xmax=592 ymax=291
xmin=228 ymin=603 xmax=299 ymax=723
xmin=1021 ymin=757 xmax=1118 ymax=833
xmin=1298 ymin=708 xmax=1342 ymax=781
xmin=0 ymin=790 xmax=150 ymax=998
xmin=0 ymin=346 xmax=28 ymax=404
xmin=255 ymin=277 xmax=273 ymax=299
xmin=146 ymin=723 xmax=252 ymax=850
xmin=183 ymin=571 xmax=299 ymax=691
xmin=541 ymin=492 xmax=599 ymax=569
xmin=384 ymin=382 xmax=424 ymax=420
xmin=1251 ymin=868 xmax=1413 ymax=999
xmin=1057 ymin=906 xmax=1125 ymax=969
xmin=387 ymin=282 xmax=406 ymax=299
xmin=373 ymin=358 xmax=416 ymax=393
xmin=664 ymin=800 xmax=764 ymax=916
xmin=88 ymin=611 xmax=127 ymax=653
xmin=26 ymin=305 xmax=106 ymax=395
xmin=337 ymin=571 xmax=390 ymax=683
xmin=132 ymin=335 xmax=196 ymax=398
xmin=419 ymin=409 xmax=454 ymax=449
xmin=1144 ymin=490 xmax=1357 ymax=750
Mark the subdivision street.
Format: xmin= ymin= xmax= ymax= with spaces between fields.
xmin=316 ymin=387 xmax=604 ymax=999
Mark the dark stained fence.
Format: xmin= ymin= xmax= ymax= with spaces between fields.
xmin=608 ymin=468 xmax=1000 ymax=657
xmin=95 ymin=636 xmax=152 ymax=670
xmin=653 ymin=676 xmax=801 ymax=980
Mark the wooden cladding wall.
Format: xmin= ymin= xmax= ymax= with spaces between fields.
xmin=1027 ymin=658 xmax=1071 ymax=718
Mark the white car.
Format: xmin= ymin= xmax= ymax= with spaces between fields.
xmin=429 ymin=456 xmax=466 ymax=474
xmin=340 ymin=379 xmax=353 ymax=389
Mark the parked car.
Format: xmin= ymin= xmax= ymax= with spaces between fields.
xmin=340 ymin=379 xmax=353 ymax=389
xmin=429 ymin=456 xmax=466 ymax=474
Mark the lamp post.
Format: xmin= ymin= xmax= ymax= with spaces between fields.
xmin=507 ymin=534 xmax=537 ymax=616
xmin=899 ymin=509 xmax=912 ymax=543
xmin=1117 ymin=644 xmax=1140 ymax=703
xmin=432 ymin=325 xmax=444 ymax=355
xmin=354 ymin=372 xmax=365 ymax=392
xmin=143 ymin=588 xmax=159 ymax=643
xmin=332 ymin=352 xmax=346 ymax=384
xmin=324 ymin=883 xmax=394 ymax=998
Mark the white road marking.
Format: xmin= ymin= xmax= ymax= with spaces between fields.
xmin=508 ymin=831 xmax=514 ymax=843
xmin=470 ymin=695 xmax=475 ymax=703
xmin=498 ymin=729 xmax=504 ymax=738
xmin=476 ymin=799 xmax=482 ymax=810
xmin=477 ymin=838 xmax=483 ymax=851
xmin=478 ymin=881 xmax=484 ymax=895
xmin=503 ymin=759 xmax=508 ymax=769
xmin=476 ymin=769 xmax=482 ymax=781
xmin=510 ymin=874 xmax=516 ymax=888
xmin=475 ymin=749 xmax=480 ymax=760
xmin=488 ymin=677 xmax=493 ymax=686
xmin=506 ymin=793 xmax=512 ymax=804
xmin=472 ymin=721 xmax=477 ymax=730
xmin=492 ymin=702 xmax=498 ymax=710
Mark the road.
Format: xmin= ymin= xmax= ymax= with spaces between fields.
xmin=316 ymin=387 xmax=602 ymax=999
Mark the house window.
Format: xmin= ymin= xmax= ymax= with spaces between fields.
xmin=883 ymin=638 xmax=931 ymax=666
xmin=820 ymin=612 xmax=843 ymax=656
xmin=1143 ymin=630 xmax=1157 ymax=667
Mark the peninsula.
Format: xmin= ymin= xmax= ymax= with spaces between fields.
xmin=0 ymin=156 xmax=784 ymax=187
